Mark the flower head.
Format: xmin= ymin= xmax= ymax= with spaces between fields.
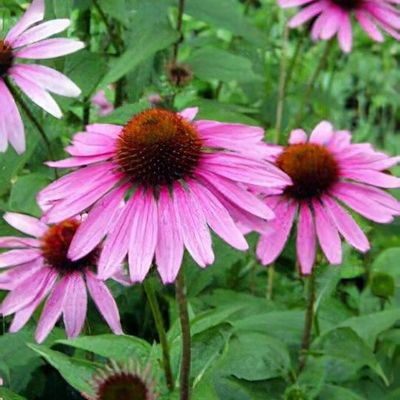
xmin=256 ymin=122 xmax=400 ymax=274
xmin=278 ymin=0 xmax=400 ymax=52
xmin=38 ymin=107 xmax=290 ymax=284
xmin=0 ymin=212 xmax=123 ymax=343
xmin=0 ymin=0 xmax=84 ymax=154
xmin=92 ymin=89 xmax=114 ymax=117
xmin=82 ymin=360 xmax=157 ymax=400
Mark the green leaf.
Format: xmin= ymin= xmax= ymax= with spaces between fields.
xmin=102 ymin=26 xmax=179 ymax=85
xmin=64 ymin=51 xmax=108 ymax=98
xmin=219 ymin=333 xmax=291 ymax=381
xmin=0 ymin=387 xmax=26 ymax=400
xmin=57 ymin=334 xmax=151 ymax=363
xmin=28 ymin=344 xmax=100 ymax=396
xmin=188 ymin=47 xmax=263 ymax=83
xmin=8 ymin=173 xmax=51 ymax=216
xmin=97 ymin=101 xmax=149 ymax=124
xmin=319 ymin=384 xmax=364 ymax=400
xmin=337 ymin=309 xmax=400 ymax=348
xmin=372 ymin=247 xmax=400 ymax=279
xmin=185 ymin=0 xmax=264 ymax=44
xmin=97 ymin=0 xmax=134 ymax=25
xmin=314 ymin=327 xmax=388 ymax=385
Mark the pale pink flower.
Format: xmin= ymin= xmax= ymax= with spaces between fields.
xmin=0 ymin=0 xmax=84 ymax=154
xmin=256 ymin=122 xmax=400 ymax=274
xmin=92 ymin=89 xmax=114 ymax=116
xmin=0 ymin=213 xmax=123 ymax=343
xmin=38 ymin=107 xmax=291 ymax=284
xmin=279 ymin=0 xmax=400 ymax=52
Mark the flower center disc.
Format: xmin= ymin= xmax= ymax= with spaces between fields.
xmin=41 ymin=220 xmax=98 ymax=274
xmin=276 ymin=143 xmax=339 ymax=200
xmin=0 ymin=40 xmax=13 ymax=77
xmin=116 ymin=109 xmax=202 ymax=187
xmin=331 ymin=0 xmax=364 ymax=10
xmin=98 ymin=374 xmax=149 ymax=400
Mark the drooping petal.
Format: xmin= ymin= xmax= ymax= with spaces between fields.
xmin=155 ymin=188 xmax=184 ymax=284
xmin=296 ymin=203 xmax=316 ymax=275
xmin=3 ymin=212 xmax=47 ymax=237
xmin=15 ymin=38 xmax=84 ymax=59
xmin=63 ymin=273 xmax=87 ymax=339
xmin=0 ymin=248 xmax=41 ymax=268
xmin=35 ymin=276 xmax=68 ymax=343
xmin=86 ymin=271 xmax=123 ymax=335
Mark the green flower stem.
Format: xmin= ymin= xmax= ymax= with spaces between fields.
xmin=143 ymin=279 xmax=174 ymax=392
xmin=175 ymin=270 xmax=191 ymax=400
xmin=298 ymin=270 xmax=317 ymax=372
xmin=173 ymin=0 xmax=186 ymax=63
xmin=293 ymin=40 xmax=334 ymax=128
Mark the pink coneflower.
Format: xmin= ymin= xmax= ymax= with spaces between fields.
xmin=0 ymin=0 xmax=84 ymax=154
xmin=38 ymin=107 xmax=291 ymax=284
xmin=256 ymin=122 xmax=400 ymax=274
xmin=0 ymin=212 xmax=123 ymax=343
xmin=278 ymin=0 xmax=400 ymax=52
xmin=92 ymin=89 xmax=114 ymax=117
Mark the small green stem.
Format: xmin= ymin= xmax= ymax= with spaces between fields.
xmin=143 ymin=279 xmax=174 ymax=392
xmin=176 ymin=270 xmax=191 ymax=400
xmin=274 ymin=23 xmax=290 ymax=143
xmin=285 ymin=32 xmax=305 ymax=91
xmin=93 ymin=0 xmax=125 ymax=107
xmin=266 ymin=265 xmax=275 ymax=300
xmin=173 ymin=0 xmax=186 ymax=63
xmin=293 ymin=40 xmax=333 ymax=127
xmin=298 ymin=271 xmax=316 ymax=372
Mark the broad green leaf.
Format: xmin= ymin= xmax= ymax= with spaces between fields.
xmin=97 ymin=0 xmax=134 ymax=25
xmin=8 ymin=173 xmax=51 ymax=216
xmin=101 ymin=26 xmax=179 ymax=85
xmin=57 ymin=334 xmax=151 ymax=363
xmin=219 ymin=333 xmax=291 ymax=381
xmin=185 ymin=0 xmax=264 ymax=44
xmin=319 ymin=384 xmax=364 ymax=400
xmin=188 ymin=47 xmax=263 ymax=83
xmin=28 ymin=344 xmax=100 ymax=396
xmin=337 ymin=309 xmax=400 ymax=348
xmin=372 ymin=247 xmax=400 ymax=278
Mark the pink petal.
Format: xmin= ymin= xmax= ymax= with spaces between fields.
xmin=69 ymin=185 xmax=127 ymax=260
xmin=97 ymin=194 xmax=138 ymax=280
xmin=188 ymin=180 xmax=248 ymax=251
xmin=0 ymin=236 xmax=40 ymax=248
xmin=6 ymin=0 xmax=45 ymax=44
xmin=296 ymin=203 xmax=316 ymax=275
xmin=289 ymin=129 xmax=308 ymax=144
xmin=128 ymin=191 xmax=158 ymax=283
xmin=0 ymin=79 xmax=25 ymax=154
xmin=155 ymin=188 xmax=184 ymax=284
xmin=0 ymin=248 xmax=41 ymax=268
xmin=173 ymin=183 xmax=214 ymax=267
xmin=313 ymin=200 xmax=342 ymax=265
xmin=322 ymin=195 xmax=369 ymax=252
xmin=15 ymin=38 xmax=84 ymax=59
xmin=257 ymin=197 xmax=297 ymax=265
xmin=35 ymin=276 xmax=68 ymax=343
xmin=63 ymin=273 xmax=87 ymax=339
xmin=11 ymin=64 xmax=81 ymax=97
xmin=86 ymin=271 xmax=123 ymax=335
xmin=309 ymin=121 xmax=334 ymax=145
xmin=10 ymin=72 xmax=62 ymax=118
xmin=12 ymin=19 xmax=71 ymax=48
xmin=179 ymin=107 xmax=198 ymax=121
xmin=3 ymin=212 xmax=47 ymax=237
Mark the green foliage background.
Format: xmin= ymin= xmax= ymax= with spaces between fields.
xmin=1 ymin=0 xmax=400 ymax=399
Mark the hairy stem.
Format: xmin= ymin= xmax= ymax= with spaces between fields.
xmin=176 ymin=270 xmax=191 ymax=400
xmin=143 ymin=279 xmax=174 ymax=392
xmin=293 ymin=40 xmax=333 ymax=127
xmin=93 ymin=0 xmax=125 ymax=107
xmin=298 ymin=271 xmax=316 ymax=372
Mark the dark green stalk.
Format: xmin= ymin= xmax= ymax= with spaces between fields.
xmin=143 ymin=279 xmax=174 ymax=392
xmin=175 ymin=270 xmax=191 ymax=400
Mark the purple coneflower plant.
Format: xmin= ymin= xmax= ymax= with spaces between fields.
xmin=0 ymin=0 xmax=83 ymax=153
xmin=38 ymin=107 xmax=291 ymax=284
xmin=278 ymin=0 xmax=400 ymax=52
xmin=0 ymin=213 xmax=123 ymax=343
xmin=257 ymin=122 xmax=400 ymax=273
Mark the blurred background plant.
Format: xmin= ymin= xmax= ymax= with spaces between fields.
xmin=1 ymin=0 xmax=400 ymax=399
